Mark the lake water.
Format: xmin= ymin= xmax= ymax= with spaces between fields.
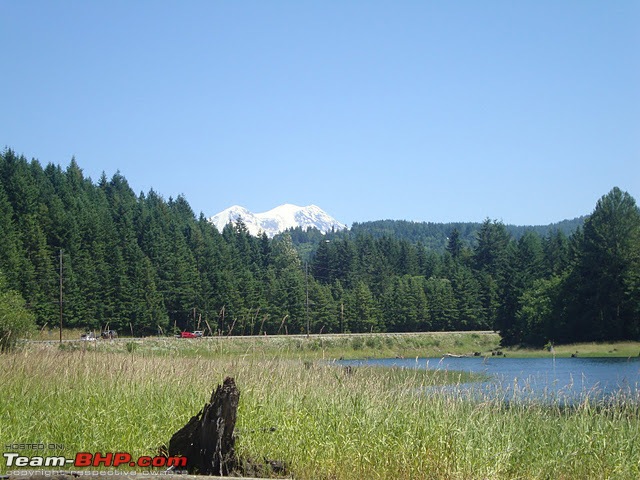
xmin=337 ymin=356 xmax=640 ymax=404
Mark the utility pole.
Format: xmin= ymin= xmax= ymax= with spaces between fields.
xmin=305 ymin=262 xmax=309 ymax=338
xmin=59 ymin=249 xmax=63 ymax=343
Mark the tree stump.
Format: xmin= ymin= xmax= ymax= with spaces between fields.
xmin=168 ymin=376 xmax=240 ymax=475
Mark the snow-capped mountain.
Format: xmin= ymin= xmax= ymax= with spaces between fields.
xmin=209 ymin=204 xmax=347 ymax=238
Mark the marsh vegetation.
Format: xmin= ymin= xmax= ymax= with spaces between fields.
xmin=2 ymin=336 xmax=639 ymax=479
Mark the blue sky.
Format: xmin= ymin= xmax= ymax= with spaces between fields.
xmin=1 ymin=1 xmax=638 ymax=227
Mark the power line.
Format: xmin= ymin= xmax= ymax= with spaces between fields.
xmin=59 ymin=249 xmax=63 ymax=343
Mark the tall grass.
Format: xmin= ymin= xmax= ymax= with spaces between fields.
xmin=1 ymin=345 xmax=639 ymax=479
xmin=47 ymin=331 xmax=502 ymax=360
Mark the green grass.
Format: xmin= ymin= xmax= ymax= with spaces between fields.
xmin=506 ymin=341 xmax=640 ymax=358
xmin=33 ymin=329 xmax=640 ymax=359
xmin=33 ymin=327 xmax=91 ymax=341
xmin=35 ymin=330 xmax=503 ymax=360
xmin=2 ymin=341 xmax=640 ymax=479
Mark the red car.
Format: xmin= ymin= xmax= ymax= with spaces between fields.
xmin=178 ymin=331 xmax=196 ymax=338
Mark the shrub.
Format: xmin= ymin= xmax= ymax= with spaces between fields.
xmin=0 ymin=286 xmax=36 ymax=352
xmin=365 ymin=336 xmax=381 ymax=349
xmin=351 ymin=336 xmax=364 ymax=350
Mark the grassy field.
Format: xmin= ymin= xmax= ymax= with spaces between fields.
xmin=34 ymin=328 xmax=640 ymax=359
xmin=505 ymin=341 xmax=640 ymax=358
xmin=34 ymin=327 xmax=88 ymax=341
xmin=36 ymin=329 xmax=503 ymax=359
xmin=2 ymin=334 xmax=640 ymax=479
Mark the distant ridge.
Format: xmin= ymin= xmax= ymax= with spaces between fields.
xmin=209 ymin=204 xmax=347 ymax=238
xmin=347 ymin=216 xmax=586 ymax=251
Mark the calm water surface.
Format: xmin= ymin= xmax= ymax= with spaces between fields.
xmin=338 ymin=356 xmax=640 ymax=404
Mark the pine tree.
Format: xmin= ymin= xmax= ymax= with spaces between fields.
xmin=567 ymin=188 xmax=640 ymax=340
xmin=311 ymin=239 xmax=332 ymax=284
xmin=450 ymin=265 xmax=485 ymax=330
xmin=499 ymin=231 xmax=544 ymax=344
xmin=473 ymin=219 xmax=513 ymax=334
xmin=308 ymin=280 xmax=338 ymax=333
xmin=345 ymin=281 xmax=381 ymax=333
xmin=425 ymin=277 xmax=456 ymax=331
xmin=446 ymin=228 xmax=463 ymax=259
xmin=0 ymin=181 xmax=22 ymax=291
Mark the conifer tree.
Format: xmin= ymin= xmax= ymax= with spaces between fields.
xmin=566 ymin=187 xmax=640 ymax=340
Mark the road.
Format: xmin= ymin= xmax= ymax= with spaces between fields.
xmin=29 ymin=330 xmax=497 ymax=344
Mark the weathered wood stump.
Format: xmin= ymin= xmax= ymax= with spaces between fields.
xmin=168 ymin=376 xmax=240 ymax=476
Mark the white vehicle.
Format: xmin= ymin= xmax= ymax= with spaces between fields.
xmin=193 ymin=331 xmax=204 ymax=337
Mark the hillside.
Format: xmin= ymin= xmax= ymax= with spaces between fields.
xmin=284 ymin=216 xmax=586 ymax=259
xmin=349 ymin=217 xmax=586 ymax=250
xmin=1 ymin=148 xmax=638 ymax=347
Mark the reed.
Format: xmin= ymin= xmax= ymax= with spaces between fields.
xmin=1 ymin=344 xmax=638 ymax=479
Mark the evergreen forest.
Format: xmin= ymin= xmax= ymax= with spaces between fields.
xmin=1 ymin=149 xmax=639 ymax=345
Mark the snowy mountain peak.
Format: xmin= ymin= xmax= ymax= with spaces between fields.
xmin=208 ymin=204 xmax=346 ymax=238
xmin=217 ymin=205 xmax=253 ymax=218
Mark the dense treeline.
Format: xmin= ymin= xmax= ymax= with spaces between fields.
xmin=1 ymin=149 xmax=639 ymax=344
xmin=348 ymin=217 xmax=586 ymax=252
xmin=282 ymin=215 xmax=584 ymax=263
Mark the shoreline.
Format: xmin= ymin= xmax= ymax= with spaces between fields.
xmin=28 ymin=330 xmax=640 ymax=360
